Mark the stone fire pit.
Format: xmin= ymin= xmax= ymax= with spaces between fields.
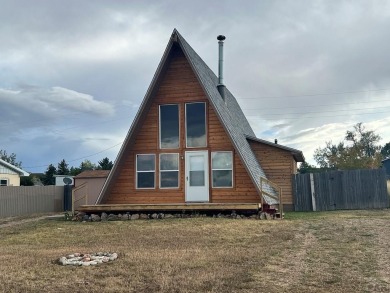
xmin=58 ymin=252 xmax=118 ymax=266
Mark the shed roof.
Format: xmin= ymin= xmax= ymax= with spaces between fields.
xmin=246 ymin=136 xmax=305 ymax=162
xmin=0 ymin=158 xmax=29 ymax=176
xmin=75 ymin=170 xmax=110 ymax=179
xmin=97 ymin=29 xmax=289 ymax=205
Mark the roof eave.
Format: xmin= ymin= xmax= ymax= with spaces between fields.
xmin=0 ymin=159 xmax=30 ymax=176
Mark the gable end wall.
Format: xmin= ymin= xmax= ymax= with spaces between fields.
xmin=104 ymin=47 xmax=260 ymax=204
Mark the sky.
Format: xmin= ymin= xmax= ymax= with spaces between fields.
xmin=1 ymin=0 xmax=390 ymax=173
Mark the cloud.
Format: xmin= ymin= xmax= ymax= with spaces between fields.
xmin=0 ymin=86 xmax=114 ymax=135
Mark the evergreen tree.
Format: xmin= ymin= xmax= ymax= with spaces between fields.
xmin=381 ymin=142 xmax=390 ymax=159
xmin=98 ymin=157 xmax=113 ymax=170
xmin=43 ymin=164 xmax=57 ymax=185
xmin=57 ymin=159 xmax=70 ymax=175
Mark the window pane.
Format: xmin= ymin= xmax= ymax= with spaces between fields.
xmin=137 ymin=155 xmax=155 ymax=171
xmin=137 ymin=172 xmax=155 ymax=188
xmin=160 ymin=154 xmax=178 ymax=170
xmin=190 ymin=170 xmax=205 ymax=186
xmin=0 ymin=179 xmax=7 ymax=186
xmin=213 ymin=170 xmax=232 ymax=187
xmin=186 ymin=103 xmax=206 ymax=147
xmin=161 ymin=171 xmax=179 ymax=188
xmin=189 ymin=155 xmax=204 ymax=171
xmin=160 ymin=105 xmax=179 ymax=148
xmin=212 ymin=152 xmax=232 ymax=169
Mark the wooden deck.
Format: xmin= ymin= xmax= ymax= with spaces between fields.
xmin=78 ymin=203 xmax=261 ymax=213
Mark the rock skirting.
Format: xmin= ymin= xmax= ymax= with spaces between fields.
xmin=58 ymin=252 xmax=118 ymax=266
xmin=72 ymin=211 xmax=276 ymax=222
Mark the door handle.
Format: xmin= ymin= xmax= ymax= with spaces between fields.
xmin=186 ymin=176 xmax=188 ymax=181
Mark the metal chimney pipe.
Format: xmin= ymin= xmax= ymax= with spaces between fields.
xmin=217 ymin=35 xmax=225 ymax=85
xmin=217 ymin=35 xmax=226 ymax=100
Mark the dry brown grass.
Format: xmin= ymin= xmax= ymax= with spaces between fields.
xmin=1 ymin=210 xmax=390 ymax=292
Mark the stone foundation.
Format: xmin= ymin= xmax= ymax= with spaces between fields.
xmin=72 ymin=211 xmax=278 ymax=222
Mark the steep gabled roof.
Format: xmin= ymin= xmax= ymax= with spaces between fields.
xmin=246 ymin=136 xmax=305 ymax=162
xmin=0 ymin=159 xmax=29 ymax=176
xmin=97 ymin=29 xmax=277 ymax=204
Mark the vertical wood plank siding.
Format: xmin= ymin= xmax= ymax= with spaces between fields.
xmin=0 ymin=186 xmax=64 ymax=218
xmin=248 ymin=141 xmax=297 ymax=205
xmin=293 ymin=169 xmax=389 ymax=211
xmin=105 ymin=47 xmax=259 ymax=204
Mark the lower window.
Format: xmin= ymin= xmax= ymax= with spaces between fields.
xmin=211 ymin=152 xmax=233 ymax=188
xmin=136 ymin=154 xmax=155 ymax=189
xmin=160 ymin=153 xmax=179 ymax=188
xmin=0 ymin=179 xmax=8 ymax=186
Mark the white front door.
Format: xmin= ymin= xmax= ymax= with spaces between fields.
xmin=185 ymin=151 xmax=209 ymax=202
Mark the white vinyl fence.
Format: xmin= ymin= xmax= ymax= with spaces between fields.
xmin=0 ymin=186 xmax=64 ymax=218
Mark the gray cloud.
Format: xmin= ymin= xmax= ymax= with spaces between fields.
xmin=1 ymin=0 xmax=390 ymax=170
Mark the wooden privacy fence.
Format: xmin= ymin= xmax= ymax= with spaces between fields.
xmin=0 ymin=186 xmax=64 ymax=218
xmin=293 ymin=168 xmax=388 ymax=211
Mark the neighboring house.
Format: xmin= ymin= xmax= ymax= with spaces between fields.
xmin=87 ymin=29 xmax=304 ymax=212
xmin=0 ymin=158 xmax=29 ymax=186
xmin=383 ymin=157 xmax=390 ymax=179
xmin=73 ymin=170 xmax=110 ymax=207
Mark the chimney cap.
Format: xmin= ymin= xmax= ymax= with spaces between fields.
xmin=217 ymin=35 xmax=226 ymax=41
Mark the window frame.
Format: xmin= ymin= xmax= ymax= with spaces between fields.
xmin=159 ymin=153 xmax=180 ymax=189
xmin=159 ymin=104 xmax=180 ymax=150
xmin=185 ymin=102 xmax=207 ymax=148
xmin=135 ymin=154 xmax=156 ymax=189
xmin=211 ymin=151 xmax=234 ymax=188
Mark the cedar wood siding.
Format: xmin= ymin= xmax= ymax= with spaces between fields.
xmin=249 ymin=141 xmax=297 ymax=205
xmin=104 ymin=46 xmax=260 ymax=204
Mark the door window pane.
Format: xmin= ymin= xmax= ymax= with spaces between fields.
xmin=160 ymin=105 xmax=179 ymax=149
xmin=186 ymin=103 xmax=206 ymax=147
xmin=136 ymin=154 xmax=155 ymax=188
xmin=211 ymin=152 xmax=233 ymax=188
xmin=190 ymin=171 xmax=205 ymax=186
xmin=160 ymin=154 xmax=179 ymax=188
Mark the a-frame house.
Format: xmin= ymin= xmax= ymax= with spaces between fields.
xmin=85 ymin=29 xmax=304 ymax=213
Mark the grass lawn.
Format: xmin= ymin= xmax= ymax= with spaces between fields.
xmin=1 ymin=210 xmax=390 ymax=292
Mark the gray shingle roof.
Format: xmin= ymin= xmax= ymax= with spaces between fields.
xmin=176 ymin=30 xmax=277 ymax=204
xmin=97 ymin=29 xmax=278 ymax=205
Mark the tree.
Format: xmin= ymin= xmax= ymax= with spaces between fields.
xmin=79 ymin=160 xmax=96 ymax=171
xmin=57 ymin=159 xmax=70 ymax=175
xmin=298 ymin=162 xmax=322 ymax=174
xmin=20 ymin=175 xmax=34 ymax=186
xmin=69 ymin=166 xmax=82 ymax=176
xmin=43 ymin=164 xmax=57 ymax=185
xmin=314 ymin=123 xmax=383 ymax=170
xmin=98 ymin=157 xmax=113 ymax=170
xmin=0 ymin=149 xmax=22 ymax=168
xmin=381 ymin=142 xmax=390 ymax=159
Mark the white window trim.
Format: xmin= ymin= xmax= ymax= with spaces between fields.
xmin=136 ymin=154 xmax=156 ymax=189
xmin=0 ymin=178 xmax=8 ymax=186
xmin=159 ymin=104 xmax=180 ymax=150
xmin=211 ymin=151 xmax=234 ymax=188
xmin=159 ymin=153 xmax=180 ymax=189
xmin=185 ymin=102 xmax=207 ymax=148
